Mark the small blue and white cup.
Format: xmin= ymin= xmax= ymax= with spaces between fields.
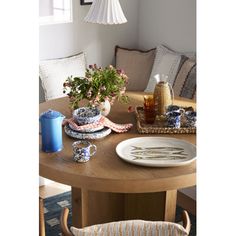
xmin=72 ymin=140 xmax=97 ymax=163
xmin=166 ymin=105 xmax=185 ymax=113
xmin=166 ymin=111 xmax=182 ymax=128
xmin=185 ymin=111 xmax=197 ymax=127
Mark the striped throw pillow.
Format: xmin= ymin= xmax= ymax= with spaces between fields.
xmin=70 ymin=220 xmax=189 ymax=236
xmin=173 ymin=58 xmax=196 ymax=100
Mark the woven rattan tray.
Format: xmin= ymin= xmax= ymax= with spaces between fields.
xmin=135 ymin=106 xmax=196 ymax=134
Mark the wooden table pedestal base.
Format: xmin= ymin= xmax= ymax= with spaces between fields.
xmin=72 ymin=187 xmax=177 ymax=228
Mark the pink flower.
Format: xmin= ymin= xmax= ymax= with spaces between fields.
xmin=128 ymin=106 xmax=134 ymax=113
xmin=94 ymin=95 xmax=100 ymax=103
xmin=110 ymin=97 xmax=116 ymax=105
xmin=89 ymin=100 xmax=97 ymax=107
xmin=120 ymin=88 xmax=126 ymax=95
xmin=117 ymin=69 xmax=124 ymax=75
xmin=86 ymin=90 xmax=92 ymax=98
xmin=100 ymin=86 xmax=106 ymax=92
xmin=87 ymin=77 xmax=92 ymax=82
xmin=122 ymin=74 xmax=128 ymax=81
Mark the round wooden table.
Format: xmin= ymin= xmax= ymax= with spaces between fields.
xmin=39 ymin=92 xmax=196 ymax=227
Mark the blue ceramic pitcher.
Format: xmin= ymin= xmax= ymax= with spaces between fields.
xmin=39 ymin=109 xmax=65 ymax=153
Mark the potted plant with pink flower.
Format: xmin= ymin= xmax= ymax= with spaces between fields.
xmin=63 ymin=64 xmax=129 ymax=116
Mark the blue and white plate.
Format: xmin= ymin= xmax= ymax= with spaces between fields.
xmin=64 ymin=125 xmax=111 ymax=139
xmin=68 ymin=123 xmax=104 ymax=133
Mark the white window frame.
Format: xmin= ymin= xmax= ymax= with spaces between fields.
xmin=39 ymin=0 xmax=73 ymax=26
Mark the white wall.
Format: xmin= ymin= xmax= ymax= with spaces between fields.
xmin=39 ymin=0 xmax=53 ymax=17
xmin=39 ymin=0 xmax=139 ymax=102
xmin=138 ymin=0 xmax=196 ymax=52
xmin=39 ymin=0 xmax=139 ymax=63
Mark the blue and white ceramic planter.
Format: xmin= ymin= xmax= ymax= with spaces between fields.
xmin=73 ymin=107 xmax=101 ymax=125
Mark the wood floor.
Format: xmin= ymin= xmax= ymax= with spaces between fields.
xmin=39 ymin=182 xmax=196 ymax=216
xmin=39 ymin=182 xmax=71 ymax=199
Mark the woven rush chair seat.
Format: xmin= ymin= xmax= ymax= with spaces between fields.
xmin=60 ymin=207 xmax=191 ymax=236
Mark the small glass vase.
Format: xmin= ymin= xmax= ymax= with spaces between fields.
xmin=98 ymin=100 xmax=111 ymax=116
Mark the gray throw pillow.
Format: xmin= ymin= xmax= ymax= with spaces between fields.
xmin=173 ymin=58 xmax=196 ymax=100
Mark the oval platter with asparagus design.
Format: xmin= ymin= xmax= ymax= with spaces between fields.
xmin=116 ymin=137 xmax=196 ymax=167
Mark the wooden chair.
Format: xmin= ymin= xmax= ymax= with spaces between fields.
xmin=39 ymin=197 xmax=46 ymax=236
xmin=60 ymin=207 xmax=191 ymax=236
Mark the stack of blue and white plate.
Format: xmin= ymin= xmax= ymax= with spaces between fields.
xmin=64 ymin=107 xmax=111 ymax=139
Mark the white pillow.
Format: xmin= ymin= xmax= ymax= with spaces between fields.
xmin=70 ymin=220 xmax=188 ymax=236
xmin=39 ymin=52 xmax=86 ymax=101
xmin=144 ymin=45 xmax=195 ymax=92
xmin=145 ymin=45 xmax=181 ymax=92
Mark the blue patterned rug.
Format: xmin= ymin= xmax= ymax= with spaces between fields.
xmin=44 ymin=191 xmax=196 ymax=235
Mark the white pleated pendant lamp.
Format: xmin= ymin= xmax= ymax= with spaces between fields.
xmin=84 ymin=0 xmax=127 ymax=25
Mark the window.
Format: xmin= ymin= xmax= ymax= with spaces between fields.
xmin=39 ymin=0 xmax=72 ymax=25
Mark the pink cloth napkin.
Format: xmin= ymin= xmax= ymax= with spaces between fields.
xmin=63 ymin=116 xmax=133 ymax=133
